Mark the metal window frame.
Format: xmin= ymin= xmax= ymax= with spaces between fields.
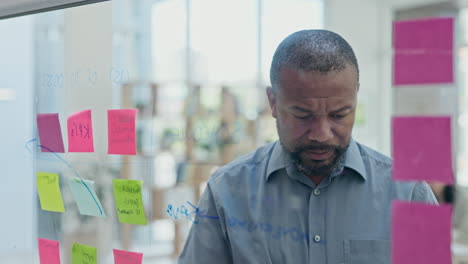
xmin=0 ymin=0 xmax=109 ymax=20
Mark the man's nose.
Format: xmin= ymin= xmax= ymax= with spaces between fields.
xmin=306 ymin=116 xmax=333 ymax=142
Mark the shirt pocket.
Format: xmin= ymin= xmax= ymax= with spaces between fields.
xmin=343 ymin=239 xmax=390 ymax=264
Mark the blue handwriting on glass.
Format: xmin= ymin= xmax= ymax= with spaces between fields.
xmin=166 ymin=201 xmax=219 ymax=224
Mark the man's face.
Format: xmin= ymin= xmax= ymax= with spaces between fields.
xmin=267 ymin=65 xmax=359 ymax=176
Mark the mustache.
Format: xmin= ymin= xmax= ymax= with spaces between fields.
xmin=293 ymin=143 xmax=337 ymax=153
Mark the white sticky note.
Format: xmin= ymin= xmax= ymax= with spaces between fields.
xmin=68 ymin=177 xmax=106 ymax=217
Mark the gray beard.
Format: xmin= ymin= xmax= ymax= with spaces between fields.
xmin=281 ymin=142 xmax=347 ymax=177
xmin=293 ymin=152 xmax=345 ymax=177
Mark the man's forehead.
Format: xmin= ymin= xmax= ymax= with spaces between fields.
xmin=278 ymin=67 xmax=329 ymax=80
xmin=278 ymin=65 xmax=358 ymax=78
xmin=278 ymin=67 xmax=357 ymax=92
xmin=286 ymin=96 xmax=356 ymax=113
xmin=280 ymin=89 xmax=357 ymax=102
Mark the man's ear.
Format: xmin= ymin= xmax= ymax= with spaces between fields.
xmin=266 ymin=86 xmax=278 ymax=118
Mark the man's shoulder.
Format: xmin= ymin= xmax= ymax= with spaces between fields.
xmin=353 ymin=141 xmax=436 ymax=203
xmin=209 ymin=142 xmax=275 ymax=184
xmin=355 ymin=141 xmax=392 ymax=168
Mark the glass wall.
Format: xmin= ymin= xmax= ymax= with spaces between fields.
xmin=4 ymin=0 xmax=468 ymax=263
xmin=0 ymin=0 xmax=324 ymax=263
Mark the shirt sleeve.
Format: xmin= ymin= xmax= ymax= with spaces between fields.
xmin=410 ymin=181 xmax=439 ymax=205
xmin=178 ymin=182 xmax=233 ymax=264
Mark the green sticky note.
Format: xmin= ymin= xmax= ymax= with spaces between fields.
xmin=36 ymin=172 xmax=65 ymax=212
xmin=112 ymin=179 xmax=147 ymax=225
xmin=72 ymin=243 xmax=97 ymax=264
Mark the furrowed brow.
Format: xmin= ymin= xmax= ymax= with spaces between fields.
xmin=290 ymin=106 xmax=313 ymax=113
xmin=330 ymin=106 xmax=352 ymax=114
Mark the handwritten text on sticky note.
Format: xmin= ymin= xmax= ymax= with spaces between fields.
xmin=392 ymin=201 xmax=452 ymax=264
xmin=37 ymin=113 xmax=65 ymax=153
xmin=72 ymin=243 xmax=97 ymax=264
xmin=113 ymin=249 xmax=143 ymax=264
xmin=113 ymin=179 xmax=147 ymax=225
xmin=37 ymin=172 xmax=65 ymax=212
xmin=392 ymin=116 xmax=453 ymax=183
xmin=68 ymin=177 xmax=106 ymax=217
xmin=108 ymin=109 xmax=137 ymax=155
xmin=67 ymin=110 xmax=94 ymax=152
xmin=38 ymin=238 xmax=61 ymax=264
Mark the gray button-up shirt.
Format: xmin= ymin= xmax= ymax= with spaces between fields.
xmin=179 ymin=139 xmax=437 ymax=264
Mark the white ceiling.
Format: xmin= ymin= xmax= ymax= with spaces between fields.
xmin=0 ymin=0 xmax=106 ymax=19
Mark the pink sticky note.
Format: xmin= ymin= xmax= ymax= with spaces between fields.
xmin=38 ymin=238 xmax=61 ymax=264
xmin=107 ymin=109 xmax=137 ymax=155
xmin=392 ymin=116 xmax=453 ymax=183
xmin=393 ymin=51 xmax=453 ymax=85
xmin=392 ymin=201 xmax=452 ymax=264
xmin=113 ymin=249 xmax=143 ymax=264
xmin=393 ymin=17 xmax=454 ymax=50
xmin=67 ymin=110 xmax=94 ymax=152
xmin=37 ymin=113 xmax=65 ymax=153
xmin=392 ymin=17 xmax=454 ymax=85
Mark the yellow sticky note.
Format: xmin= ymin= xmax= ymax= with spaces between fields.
xmin=72 ymin=243 xmax=96 ymax=264
xmin=36 ymin=172 xmax=65 ymax=212
xmin=113 ymin=179 xmax=147 ymax=225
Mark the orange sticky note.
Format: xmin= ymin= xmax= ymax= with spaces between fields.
xmin=67 ymin=110 xmax=94 ymax=152
xmin=38 ymin=238 xmax=61 ymax=264
xmin=113 ymin=249 xmax=143 ymax=264
xmin=107 ymin=109 xmax=137 ymax=155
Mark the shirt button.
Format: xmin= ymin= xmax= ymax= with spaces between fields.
xmin=313 ymin=235 xmax=321 ymax=243
xmin=313 ymin=189 xmax=320 ymax=196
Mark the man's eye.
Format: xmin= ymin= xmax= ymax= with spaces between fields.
xmin=294 ymin=115 xmax=310 ymax=120
xmin=330 ymin=114 xmax=346 ymax=119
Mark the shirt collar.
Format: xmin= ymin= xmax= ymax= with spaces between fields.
xmin=265 ymin=138 xmax=367 ymax=181
xmin=265 ymin=141 xmax=287 ymax=179
xmin=343 ymin=138 xmax=367 ymax=181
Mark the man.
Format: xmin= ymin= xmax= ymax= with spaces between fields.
xmin=179 ymin=30 xmax=437 ymax=263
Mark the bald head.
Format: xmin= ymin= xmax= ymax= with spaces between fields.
xmin=270 ymin=30 xmax=359 ymax=92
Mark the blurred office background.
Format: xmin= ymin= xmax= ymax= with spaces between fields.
xmin=2 ymin=0 xmax=468 ymax=263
